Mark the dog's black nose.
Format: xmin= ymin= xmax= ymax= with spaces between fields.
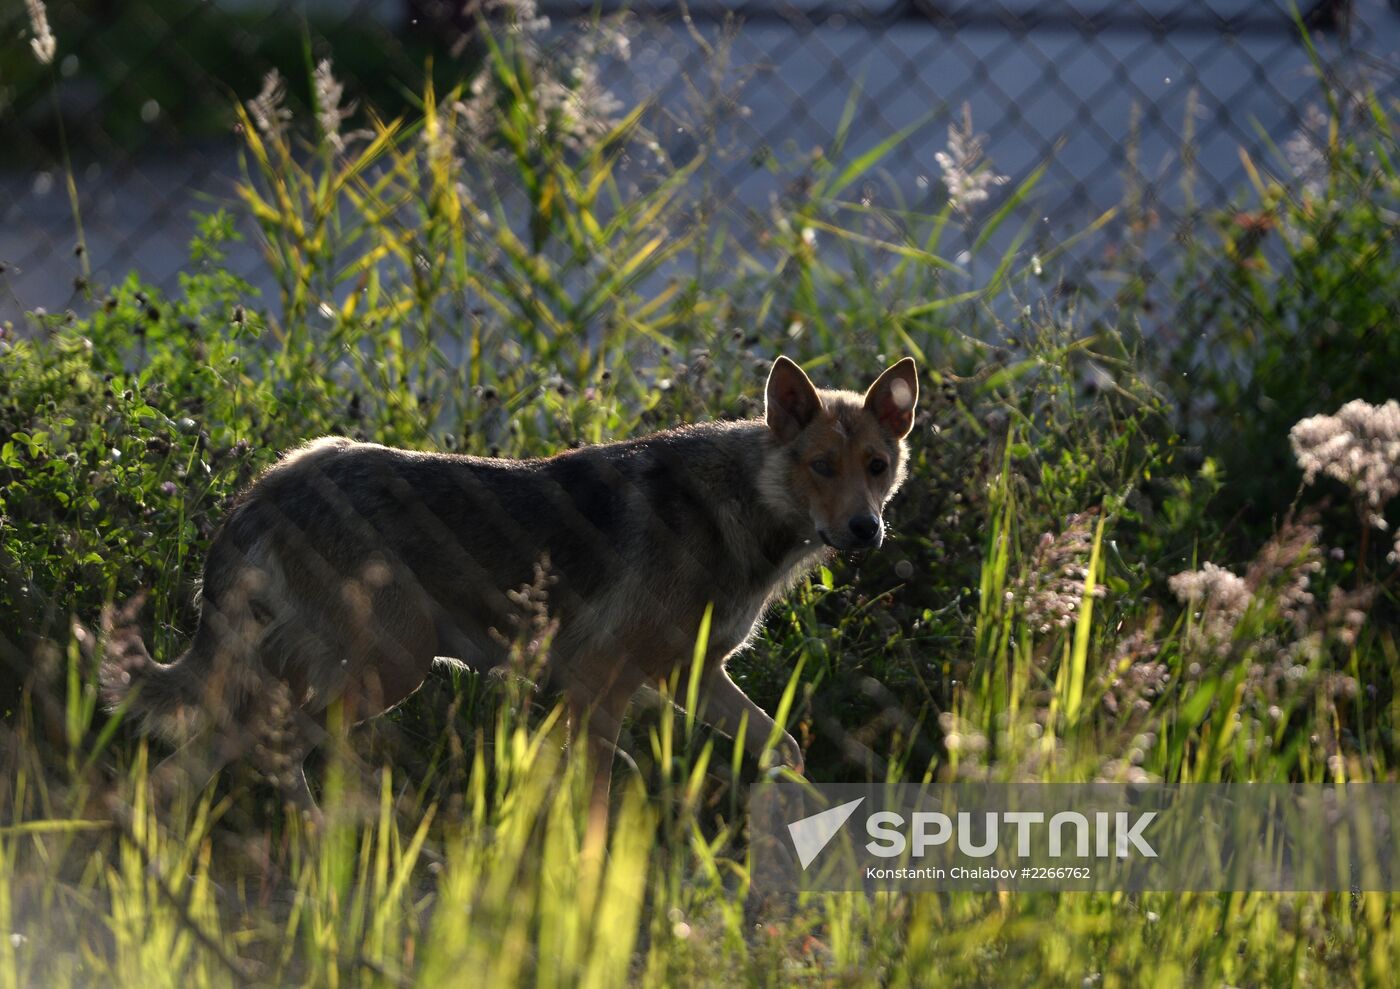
xmin=848 ymin=514 xmax=881 ymax=543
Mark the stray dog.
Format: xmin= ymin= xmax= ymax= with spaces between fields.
xmin=101 ymin=356 xmax=918 ymax=832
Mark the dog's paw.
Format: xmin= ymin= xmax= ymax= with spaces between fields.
xmin=760 ymin=732 xmax=805 ymax=777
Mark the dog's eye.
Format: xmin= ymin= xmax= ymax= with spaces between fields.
xmin=810 ymin=458 xmax=835 ymax=478
xmin=868 ymin=459 xmax=888 ymax=476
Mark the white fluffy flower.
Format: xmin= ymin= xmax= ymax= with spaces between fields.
xmin=1169 ymin=562 xmax=1252 ymax=644
xmin=1290 ymin=399 xmax=1400 ymax=529
xmin=1283 ymin=104 xmax=1330 ymax=200
xmin=26 ymin=0 xmax=56 ymax=66
xmin=247 ymin=69 xmax=291 ymax=140
xmin=935 ymin=103 xmax=1008 ymax=216
xmin=314 ymin=59 xmax=355 ymax=152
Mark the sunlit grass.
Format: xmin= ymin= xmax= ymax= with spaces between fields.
xmin=3 ymin=14 xmax=1400 ymax=988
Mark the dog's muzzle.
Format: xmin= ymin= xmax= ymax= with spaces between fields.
xmin=817 ymin=515 xmax=884 ymax=552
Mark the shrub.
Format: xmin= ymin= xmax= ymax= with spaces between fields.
xmin=1154 ymin=70 xmax=1400 ymax=548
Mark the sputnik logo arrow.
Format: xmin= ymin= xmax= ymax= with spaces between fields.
xmin=787 ymin=797 xmax=865 ymax=869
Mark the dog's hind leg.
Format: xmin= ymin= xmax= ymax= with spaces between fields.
xmin=563 ymin=661 xmax=644 ymax=870
xmin=148 ymin=725 xmax=247 ymax=805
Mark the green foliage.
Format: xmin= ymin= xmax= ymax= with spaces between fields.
xmin=0 ymin=0 xmax=449 ymax=163
xmin=1155 ymin=84 xmax=1400 ymax=540
xmin=2 ymin=22 xmax=1399 ymax=988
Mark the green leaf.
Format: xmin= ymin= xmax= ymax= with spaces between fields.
xmin=822 ymin=114 xmax=931 ymax=201
xmin=971 ymin=156 xmax=1050 ymax=255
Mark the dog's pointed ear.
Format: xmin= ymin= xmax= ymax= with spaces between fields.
xmin=765 ymin=357 xmax=822 ymax=442
xmin=863 ymin=358 xmax=918 ymax=439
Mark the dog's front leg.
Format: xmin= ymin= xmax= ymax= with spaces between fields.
xmin=698 ymin=669 xmax=804 ymax=775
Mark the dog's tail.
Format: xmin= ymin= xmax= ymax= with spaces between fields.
xmin=90 ymin=595 xmax=209 ymax=743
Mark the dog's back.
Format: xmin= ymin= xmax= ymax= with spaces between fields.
xmin=107 ymin=421 xmax=811 ymax=730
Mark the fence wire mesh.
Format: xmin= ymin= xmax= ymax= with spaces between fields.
xmin=7 ymin=10 xmax=1400 ymax=976
xmin=2 ymin=0 xmax=1398 ymax=328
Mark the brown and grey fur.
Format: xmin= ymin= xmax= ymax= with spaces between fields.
xmin=101 ymin=357 xmax=918 ymax=827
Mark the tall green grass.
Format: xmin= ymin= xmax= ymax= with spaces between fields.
xmin=2 ymin=15 xmax=1399 ymax=987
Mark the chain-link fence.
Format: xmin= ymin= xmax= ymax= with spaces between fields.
xmin=8 ymin=8 xmax=1400 ymax=977
xmin=1 ymin=0 xmax=1398 ymax=325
